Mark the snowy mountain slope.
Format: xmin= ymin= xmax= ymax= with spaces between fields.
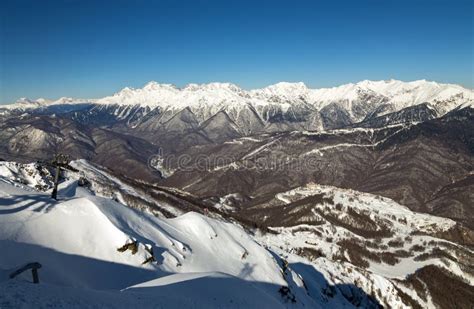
xmin=0 ymin=174 xmax=316 ymax=307
xmin=252 ymin=183 xmax=472 ymax=275
xmin=250 ymin=183 xmax=474 ymax=308
xmin=0 ymin=275 xmax=283 ymax=309
xmin=0 ymin=163 xmax=398 ymax=308
xmin=3 ymin=160 xmax=472 ymax=308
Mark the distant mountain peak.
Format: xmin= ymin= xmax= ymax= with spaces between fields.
xmin=143 ymin=81 xmax=178 ymax=91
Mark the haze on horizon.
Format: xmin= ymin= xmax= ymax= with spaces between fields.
xmin=0 ymin=0 xmax=472 ymax=104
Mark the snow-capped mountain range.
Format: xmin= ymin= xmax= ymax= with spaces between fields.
xmin=7 ymin=79 xmax=473 ymax=116
xmin=3 ymin=79 xmax=472 ymax=136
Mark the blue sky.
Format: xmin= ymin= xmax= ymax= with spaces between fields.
xmin=0 ymin=0 xmax=472 ymax=104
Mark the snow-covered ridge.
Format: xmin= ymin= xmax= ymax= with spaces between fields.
xmin=0 ymin=165 xmax=310 ymax=307
xmin=5 ymin=80 xmax=473 ymax=114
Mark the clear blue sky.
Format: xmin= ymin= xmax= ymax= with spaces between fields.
xmin=0 ymin=0 xmax=472 ymax=104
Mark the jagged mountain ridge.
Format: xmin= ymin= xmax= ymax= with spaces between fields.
xmin=2 ymin=80 xmax=472 ymax=134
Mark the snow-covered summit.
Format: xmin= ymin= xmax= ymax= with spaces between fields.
xmin=9 ymin=97 xmax=52 ymax=109
xmin=253 ymin=81 xmax=309 ymax=95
